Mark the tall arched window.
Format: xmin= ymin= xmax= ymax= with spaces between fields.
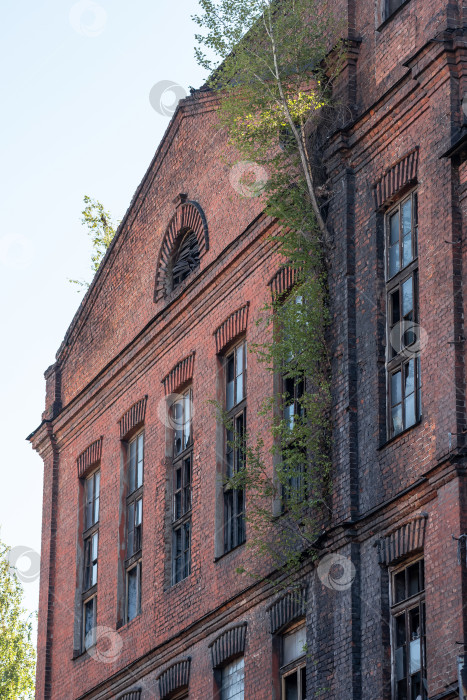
xmin=171 ymin=229 xmax=200 ymax=291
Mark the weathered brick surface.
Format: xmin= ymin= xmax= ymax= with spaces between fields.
xmin=31 ymin=1 xmax=467 ymax=699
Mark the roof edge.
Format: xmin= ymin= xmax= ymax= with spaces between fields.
xmin=55 ymin=88 xmax=218 ymax=367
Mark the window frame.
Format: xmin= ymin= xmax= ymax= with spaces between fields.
xmin=124 ymin=430 xmax=144 ymax=623
xmin=279 ymin=292 xmax=308 ymax=507
xmin=125 ymin=559 xmax=142 ymax=624
xmin=82 ymin=592 xmax=97 ymax=651
xmin=385 ymin=190 xmax=421 ymax=439
xmin=220 ymin=656 xmax=245 ymax=700
xmin=382 ymin=0 xmax=410 ymax=22
xmin=280 ymin=622 xmax=307 ymax=700
xmin=223 ymin=340 xmax=247 ymax=554
xmin=81 ymin=468 xmax=100 ymax=651
xmin=171 ymin=387 xmax=193 ymax=585
xmin=390 ymin=556 xmax=427 ymax=700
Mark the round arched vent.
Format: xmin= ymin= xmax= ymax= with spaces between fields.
xmin=154 ymin=199 xmax=209 ymax=302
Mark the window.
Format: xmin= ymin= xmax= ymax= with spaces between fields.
xmin=281 ymin=625 xmax=306 ymax=700
xmin=391 ymin=558 xmax=426 ymax=700
xmin=172 ymin=388 xmax=193 ymax=584
xmin=221 ymin=657 xmax=244 ymax=700
xmin=386 ymin=191 xmax=421 ymax=438
xmin=171 ymin=230 xmax=200 ymax=291
xmin=383 ymin=0 xmax=407 ymax=21
xmin=282 ymin=372 xmax=306 ymax=506
xmin=283 ymin=374 xmax=305 ymax=431
xmin=281 ymin=293 xmax=307 ymax=506
xmin=82 ymin=470 xmax=100 ymax=650
xmin=224 ymin=341 xmax=247 ymax=553
xmin=125 ymin=432 xmax=143 ymax=622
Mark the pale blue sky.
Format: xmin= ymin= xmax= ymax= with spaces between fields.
xmin=0 ymin=0 xmax=206 ymax=628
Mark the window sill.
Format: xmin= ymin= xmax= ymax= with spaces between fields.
xmin=118 ymin=613 xmax=142 ymax=632
xmin=377 ymin=0 xmax=412 ymax=31
xmin=167 ymin=572 xmax=192 ymax=591
xmin=378 ymin=417 xmax=422 ymax=450
xmin=214 ymin=541 xmax=246 ymax=563
xmin=72 ymin=645 xmax=94 ymax=662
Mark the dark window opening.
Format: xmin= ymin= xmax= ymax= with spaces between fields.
xmin=281 ymin=373 xmax=307 ymax=507
xmin=171 ymin=388 xmax=193 ymax=584
xmin=224 ymin=341 xmax=247 ymax=553
xmin=383 ymin=0 xmax=407 ymax=21
xmin=83 ymin=595 xmax=97 ymax=650
xmin=391 ymin=558 xmax=427 ymax=700
xmin=281 ymin=625 xmax=307 ymax=700
xmin=83 ymin=531 xmax=98 ymax=591
xmin=81 ymin=469 xmax=100 ymax=651
xmin=126 ymin=560 xmax=142 ymax=622
xmin=386 ymin=191 xmax=421 ymax=438
xmin=125 ymin=432 xmax=144 ymax=623
xmin=171 ymin=230 xmax=200 ymax=291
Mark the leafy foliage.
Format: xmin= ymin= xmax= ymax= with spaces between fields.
xmin=222 ymin=230 xmax=332 ymax=574
xmin=194 ymin=0 xmax=343 ymax=574
xmin=0 ymin=540 xmax=36 ymax=699
xmin=69 ymin=196 xmax=118 ymax=290
xmin=193 ymin=0 xmax=345 ymax=254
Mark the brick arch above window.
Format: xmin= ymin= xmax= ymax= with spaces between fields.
xmin=374 ymin=148 xmax=419 ymax=210
xmin=267 ymin=587 xmax=307 ymax=634
xmin=154 ymin=195 xmax=209 ymax=302
xmin=376 ymin=513 xmax=428 ymax=566
xmin=77 ymin=437 xmax=103 ymax=478
xmin=117 ymin=690 xmax=141 ymax=700
xmin=209 ymin=622 xmax=247 ymax=668
xmin=214 ymin=303 xmax=250 ymax=354
xmin=162 ymin=352 xmax=196 ymax=396
xmin=158 ymin=658 xmax=191 ymax=700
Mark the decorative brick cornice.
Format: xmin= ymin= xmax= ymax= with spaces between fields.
xmin=117 ymin=690 xmax=141 ymax=700
xmin=214 ymin=303 xmax=250 ymax=354
xmin=267 ymin=587 xmax=307 ymax=634
xmin=154 ymin=198 xmax=209 ymax=301
xmin=209 ymin=623 xmax=247 ymax=668
xmin=77 ymin=437 xmax=103 ymax=479
xmin=118 ymin=396 xmax=148 ymax=439
xmin=376 ymin=514 xmax=428 ymax=566
xmin=268 ymin=266 xmax=298 ymax=299
xmin=374 ymin=148 xmax=418 ymax=209
xmin=162 ymin=352 xmax=195 ymax=396
xmin=158 ymin=658 xmax=191 ymax=699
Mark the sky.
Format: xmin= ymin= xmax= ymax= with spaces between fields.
xmin=0 ymin=0 xmax=207 ymax=635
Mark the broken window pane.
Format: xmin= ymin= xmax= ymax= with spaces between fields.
xmin=172 ymin=231 xmax=200 ymax=289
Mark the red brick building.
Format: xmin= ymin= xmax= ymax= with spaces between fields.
xmin=30 ymin=1 xmax=467 ymax=698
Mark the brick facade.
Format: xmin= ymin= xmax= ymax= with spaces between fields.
xmin=29 ymin=1 xmax=467 ymax=698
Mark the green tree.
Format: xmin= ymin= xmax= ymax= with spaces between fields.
xmin=193 ymin=0 xmax=344 ymax=256
xmin=69 ymin=195 xmax=118 ymax=290
xmin=0 ymin=540 xmax=36 ymax=699
xmin=194 ymin=0 xmax=344 ymax=575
